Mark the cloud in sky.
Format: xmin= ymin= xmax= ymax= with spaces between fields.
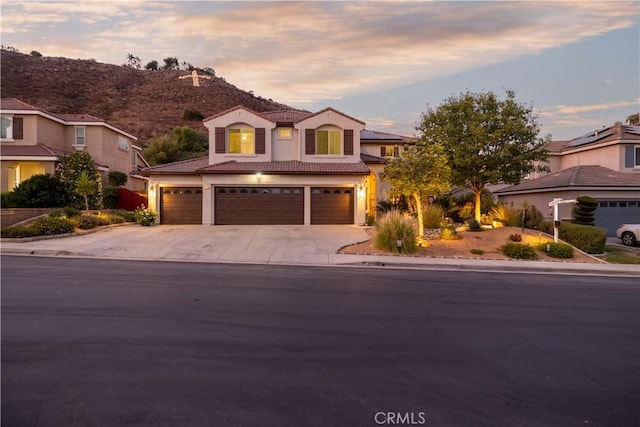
xmin=2 ymin=1 xmax=637 ymax=106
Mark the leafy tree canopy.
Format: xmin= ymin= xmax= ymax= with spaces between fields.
xmin=417 ymin=89 xmax=550 ymax=220
xmin=626 ymin=113 xmax=639 ymax=126
xmin=55 ymin=151 xmax=101 ymax=209
xmin=382 ymin=143 xmax=451 ymax=242
xmin=145 ymin=60 xmax=159 ymax=71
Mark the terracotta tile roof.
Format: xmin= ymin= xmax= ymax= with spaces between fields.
xmin=258 ymin=110 xmax=313 ymax=123
xmin=0 ymin=98 xmax=39 ymax=110
xmin=199 ymin=160 xmax=370 ymax=175
xmin=51 ymin=113 xmax=105 ymax=122
xmin=495 ymin=166 xmax=640 ymax=194
xmin=360 ymin=152 xmax=385 ymax=164
xmin=0 ymin=143 xmax=71 ymax=157
xmin=297 ymin=107 xmax=366 ymax=126
xmin=141 ymin=156 xmax=210 ymax=175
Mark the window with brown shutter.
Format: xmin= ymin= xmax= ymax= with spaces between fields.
xmin=344 ymin=129 xmax=353 ymax=155
xmin=255 ymin=128 xmax=266 ymax=154
xmin=305 ymin=129 xmax=315 ymax=155
xmin=13 ymin=117 xmax=23 ymax=139
xmin=380 ymin=146 xmax=386 ymax=157
xmin=215 ymin=127 xmax=226 ymax=153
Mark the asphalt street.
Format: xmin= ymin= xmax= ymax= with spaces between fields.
xmin=1 ymin=255 xmax=638 ymax=427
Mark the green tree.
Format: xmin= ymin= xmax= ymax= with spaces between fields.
xmin=626 ymin=113 xmax=639 ymax=125
xmin=76 ymin=170 xmax=98 ymax=211
xmin=142 ymin=135 xmax=181 ymax=166
xmin=125 ymin=53 xmax=141 ymax=69
xmin=55 ymin=152 xmax=101 ymax=209
xmin=145 ymin=60 xmax=158 ymax=71
xmin=381 ymin=143 xmax=451 ymax=243
xmin=417 ymin=89 xmax=550 ymax=221
xmin=173 ymin=126 xmax=208 ymax=152
xmin=162 ymin=57 xmax=179 ymax=70
xmin=108 ymin=171 xmax=128 ymax=187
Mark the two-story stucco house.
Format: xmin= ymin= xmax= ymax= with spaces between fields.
xmin=144 ymin=105 xmax=403 ymax=225
xmin=495 ymin=122 xmax=640 ymax=235
xmin=0 ymin=98 xmax=149 ymax=192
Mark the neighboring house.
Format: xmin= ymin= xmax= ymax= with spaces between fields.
xmin=495 ymin=122 xmax=640 ymax=235
xmin=0 ymin=98 xmax=149 ymax=192
xmin=144 ymin=105 xmax=412 ymax=225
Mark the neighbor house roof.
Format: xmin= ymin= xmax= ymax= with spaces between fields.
xmin=545 ymin=123 xmax=640 ymax=155
xmin=0 ymin=98 xmax=137 ymax=140
xmin=494 ymin=165 xmax=640 ymax=195
xmin=0 ymin=143 xmax=71 ymax=158
xmin=143 ymin=158 xmax=369 ymax=176
xmin=360 ymin=152 xmax=385 ymax=164
xmin=360 ymin=129 xmax=415 ymax=143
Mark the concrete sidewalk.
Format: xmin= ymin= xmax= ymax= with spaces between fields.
xmin=1 ymin=224 xmax=638 ymax=276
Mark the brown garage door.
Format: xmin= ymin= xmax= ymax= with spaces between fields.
xmin=160 ymin=187 xmax=203 ymax=224
xmin=215 ymin=187 xmax=304 ymax=225
xmin=311 ymin=187 xmax=354 ymax=224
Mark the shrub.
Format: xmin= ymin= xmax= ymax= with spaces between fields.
xmin=423 ymin=204 xmax=446 ymax=229
xmin=480 ymin=214 xmax=492 ymax=226
xmin=49 ymin=208 xmax=65 ymax=217
xmin=458 ymin=202 xmax=474 ymax=220
xmin=55 ymin=152 xmax=101 ymax=209
xmin=537 ymin=242 xmax=574 ymax=258
xmin=108 ymin=171 xmax=128 ymax=187
xmin=135 ymin=205 xmax=157 ymax=226
xmin=470 ymin=248 xmax=485 ymax=255
xmin=1 ymin=191 xmax=17 ymax=208
xmin=559 ymin=222 xmax=607 ymax=254
xmin=373 ymin=211 xmax=418 ymax=254
xmin=0 ymin=225 xmax=40 ymax=238
xmin=539 ymin=221 xmax=554 ymax=235
xmin=102 ymin=187 xmax=119 ymax=209
xmin=440 ymin=225 xmax=461 ymax=240
xmin=76 ymin=215 xmax=101 ymax=230
xmin=182 ymin=109 xmax=205 ymax=121
xmin=63 ymin=206 xmax=81 ymax=218
xmin=111 ymin=209 xmax=136 ymax=222
xmin=490 ymin=203 xmax=519 ymax=226
xmin=31 ymin=217 xmax=75 ymax=235
xmin=96 ymin=213 xmax=124 ymax=224
xmin=509 ymin=233 xmax=522 ymax=242
xmin=365 ymin=214 xmax=375 ymax=226
xmin=10 ymin=174 xmax=71 ymax=208
xmin=500 ymin=243 xmax=539 ymax=260
xmin=573 ymin=196 xmax=598 ymax=226
xmin=466 ymin=219 xmax=482 ymax=232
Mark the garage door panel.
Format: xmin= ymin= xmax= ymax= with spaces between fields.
xmin=215 ymin=187 xmax=303 ymax=225
xmin=595 ymin=201 xmax=640 ymax=236
xmin=311 ymin=187 xmax=354 ymax=224
xmin=160 ymin=187 xmax=202 ymax=224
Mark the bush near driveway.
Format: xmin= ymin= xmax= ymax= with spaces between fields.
xmin=559 ymin=223 xmax=607 ymax=254
xmin=536 ymin=242 xmax=574 ymax=259
xmin=500 ymin=243 xmax=539 ymax=260
xmin=374 ymin=211 xmax=418 ymax=254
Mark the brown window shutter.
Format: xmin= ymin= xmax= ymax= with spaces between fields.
xmin=215 ymin=127 xmax=226 ymax=153
xmin=380 ymin=146 xmax=386 ymax=157
xmin=13 ymin=117 xmax=23 ymax=139
xmin=393 ymin=146 xmax=400 ymax=157
xmin=255 ymin=128 xmax=266 ymax=154
xmin=305 ymin=129 xmax=315 ymax=155
xmin=344 ymin=129 xmax=353 ymax=155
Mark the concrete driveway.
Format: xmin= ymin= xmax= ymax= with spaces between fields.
xmin=0 ymin=224 xmax=371 ymax=265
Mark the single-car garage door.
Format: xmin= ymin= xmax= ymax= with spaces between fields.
xmin=311 ymin=187 xmax=354 ymax=224
xmin=595 ymin=201 xmax=640 ymax=236
xmin=160 ymin=187 xmax=203 ymax=224
xmin=215 ymin=187 xmax=304 ymax=225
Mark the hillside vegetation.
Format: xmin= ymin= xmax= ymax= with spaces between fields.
xmin=0 ymin=50 xmax=294 ymax=141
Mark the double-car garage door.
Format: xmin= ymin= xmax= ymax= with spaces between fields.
xmin=160 ymin=186 xmax=354 ymax=225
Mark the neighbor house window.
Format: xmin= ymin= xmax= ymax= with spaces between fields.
xmin=316 ymin=129 xmax=341 ymax=155
xmin=118 ymin=136 xmax=130 ymax=151
xmin=278 ymin=128 xmax=292 ymax=139
xmin=380 ymin=146 xmax=400 ymax=157
xmin=1 ymin=116 xmax=13 ymax=140
xmin=132 ymin=150 xmax=137 ymax=167
xmin=229 ymin=128 xmax=255 ymax=154
xmin=635 ymin=146 xmax=640 ymax=167
xmin=75 ymin=127 xmax=85 ymax=145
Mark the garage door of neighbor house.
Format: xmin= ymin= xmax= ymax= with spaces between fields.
xmin=215 ymin=187 xmax=304 ymax=225
xmin=160 ymin=187 xmax=203 ymax=224
xmin=595 ymin=201 xmax=640 ymax=236
xmin=311 ymin=187 xmax=354 ymax=224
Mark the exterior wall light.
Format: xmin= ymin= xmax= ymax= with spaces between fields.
xmin=256 ymin=172 xmax=262 ymax=183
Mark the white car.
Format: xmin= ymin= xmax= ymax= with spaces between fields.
xmin=616 ymin=224 xmax=640 ymax=246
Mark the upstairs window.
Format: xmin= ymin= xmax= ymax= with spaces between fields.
xmin=278 ymin=128 xmax=293 ymax=139
xmin=1 ymin=116 xmax=13 ymax=139
xmin=118 ymin=136 xmax=130 ymax=151
xmin=75 ymin=127 xmax=85 ymax=145
xmin=229 ymin=128 xmax=255 ymax=154
xmin=380 ymin=146 xmax=400 ymax=157
xmin=316 ymin=129 xmax=341 ymax=155
xmin=636 ymin=146 xmax=640 ymax=167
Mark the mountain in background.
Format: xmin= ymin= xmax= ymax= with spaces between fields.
xmin=0 ymin=50 xmax=296 ymax=141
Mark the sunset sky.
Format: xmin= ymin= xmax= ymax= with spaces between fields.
xmin=1 ymin=1 xmax=638 ymax=140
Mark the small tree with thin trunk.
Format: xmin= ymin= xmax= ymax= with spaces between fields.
xmin=76 ymin=170 xmax=98 ymax=211
xmin=381 ymin=143 xmax=451 ymax=244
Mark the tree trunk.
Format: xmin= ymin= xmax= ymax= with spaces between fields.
xmin=413 ymin=192 xmax=424 ymax=245
xmin=474 ymin=189 xmax=482 ymax=222
xmin=83 ymin=195 xmax=89 ymax=212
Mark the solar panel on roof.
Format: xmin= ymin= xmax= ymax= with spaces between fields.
xmin=626 ymin=126 xmax=640 ymax=136
xmin=567 ymin=129 xmax=615 ymax=147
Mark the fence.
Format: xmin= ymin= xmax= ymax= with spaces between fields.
xmin=117 ymin=188 xmax=148 ymax=211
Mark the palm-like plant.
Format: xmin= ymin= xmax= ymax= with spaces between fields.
xmin=75 ymin=170 xmax=97 ymax=211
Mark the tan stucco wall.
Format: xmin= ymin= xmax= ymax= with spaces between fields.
xmin=559 ymin=144 xmax=621 ymax=171
xmin=298 ymin=111 xmax=364 ymax=163
xmin=35 ymin=116 xmax=66 ymax=148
